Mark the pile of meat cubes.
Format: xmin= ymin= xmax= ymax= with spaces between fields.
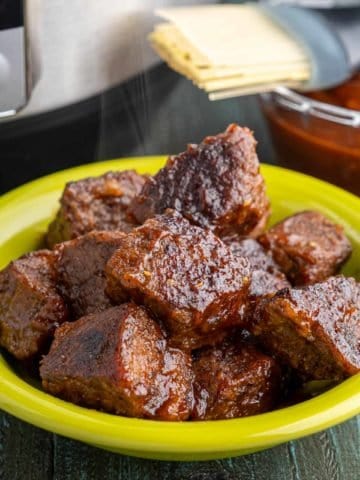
xmin=0 ymin=124 xmax=359 ymax=421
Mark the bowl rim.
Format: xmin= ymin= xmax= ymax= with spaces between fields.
xmin=0 ymin=157 xmax=360 ymax=458
xmin=262 ymin=86 xmax=360 ymax=127
xmin=1 ymin=354 xmax=360 ymax=455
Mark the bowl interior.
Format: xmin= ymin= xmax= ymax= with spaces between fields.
xmin=0 ymin=156 xmax=360 ymax=461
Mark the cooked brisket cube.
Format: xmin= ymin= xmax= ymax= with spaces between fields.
xmin=192 ymin=339 xmax=281 ymax=420
xmin=225 ymin=236 xmax=290 ymax=301
xmin=40 ymin=304 xmax=194 ymax=420
xmin=46 ymin=170 xmax=146 ymax=247
xmin=0 ymin=250 xmax=69 ymax=360
xmin=252 ymin=276 xmax=360 ymax=380
xmin=55 ymin=231 xmax=126 ymax=318
xmin=258 ymin=211 xmax=352 ymax=286
xmin=129 ymin=124 xmax=270 ymax=237
xmin=106 ymin=210 xmax=251 ymax=350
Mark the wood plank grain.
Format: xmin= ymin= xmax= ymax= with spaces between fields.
xmin=53 ymin=436 xmax=176 ymax=480
xmin=287 ymin=419 xmax=360 ymax=480
xmin=0 ymin=412 xmax=53 ymax=480
xmin=50 ymin=418 xmax=359 ymax=480
xmin=1 ymin=412 xmax=359 ymax=480
xmin=328 ymin=417 xmax=360 ymax=479
xmin=230 ymin=443 xmax=297 ymax=480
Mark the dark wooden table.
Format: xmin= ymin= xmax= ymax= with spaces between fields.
xmin=0 ymin=66 xmax=359 ymax=480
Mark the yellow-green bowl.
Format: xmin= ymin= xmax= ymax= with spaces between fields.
xmin=0 ymin=157 xmax=360 ymax=461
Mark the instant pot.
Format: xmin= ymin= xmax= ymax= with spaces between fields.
xmin=1 ymin=0 xmax=218 ymax=117
xmin=1 ymin=0 xmax=241 ymax=194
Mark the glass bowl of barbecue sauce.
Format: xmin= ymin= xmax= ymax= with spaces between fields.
xmin=261 ymin=74 xmax=360 ymax=196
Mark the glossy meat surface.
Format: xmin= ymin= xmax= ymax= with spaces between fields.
xmin=192 ymin=339 xmax=281 ymax=420
xmin=252 ymin=276 xmax=360 ymax=380
xmin=0 ymin=250 xmax=69 ymax=360
xmin=40 ymin=304 xmax=194 ymax=420
xmin=106 ymin=210 xmax=251 ymax=350
xmin=225 ymin=236 xmax=290 ymax=299
xmin=46 ymin=170 xmax=146 ymax=247
xmin=258 ymin=211 xmax=352 ymax=286
xmin=55 ymin=231 xmax=126 ymax=318
xmin=129 ymin=124 xmax=270 ymax=237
